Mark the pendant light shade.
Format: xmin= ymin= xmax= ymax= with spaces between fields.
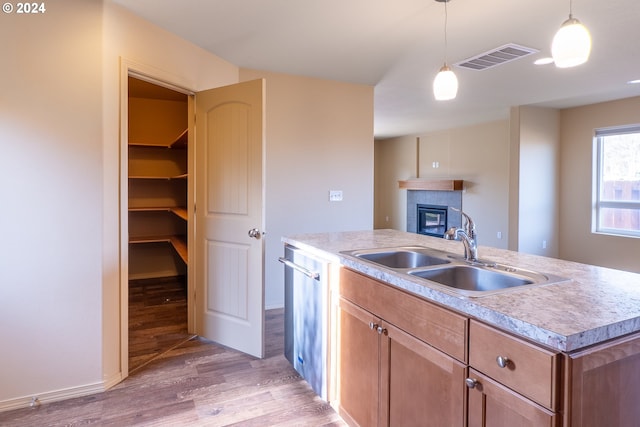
xmin=551 ymin=17 xmax=591 ymax=68
xmin=551 ymin=0 xmax=591 ymax=68
xmin=433 ymin=0 xmax=457 ymax=101
xmin=433 ymin=64 xmax=458 ymax=100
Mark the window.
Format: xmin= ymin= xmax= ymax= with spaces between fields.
xmin=594 ymin=126 xmax=640 ymax=237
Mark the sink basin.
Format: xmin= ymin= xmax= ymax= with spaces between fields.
xmin=409 ymin=264 xmax=550 ymax=294
xmin=344 ymin=246 xmax=451 ymax=269
xmin=342 ymin=246 xmax=569 ymax=297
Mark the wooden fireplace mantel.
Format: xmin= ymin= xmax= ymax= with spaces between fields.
xmin=398 ymin=179 xmax=463 ymax=191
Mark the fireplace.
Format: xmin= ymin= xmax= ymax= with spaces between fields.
xmin=417 ymin=204 xmax=448 ymax=237
xmin=406 ymin=189 xmax=462 ymax=237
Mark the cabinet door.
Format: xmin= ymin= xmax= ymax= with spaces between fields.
xmin=383 ymin=322 xmax=466 ymax=427
xmin=567 ymin=332 xmax=640 ymax=427
xmin=338 ymin=297 xmax=380 ymax=427
xmin=469 ymin=320 xmax=560 ymax=410
xmin=467 ymin=369 xmax=557 ymax=427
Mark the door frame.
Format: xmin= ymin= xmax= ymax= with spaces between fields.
xmin=118 ymin=58 xmax=196 ymax=379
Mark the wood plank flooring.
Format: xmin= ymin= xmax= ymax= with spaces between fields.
xmin=129 ymin=276 xmax=193 ymax=372
xmin=0 ymin=309 xmax=346 ymax=426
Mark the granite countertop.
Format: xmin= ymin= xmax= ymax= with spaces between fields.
xmin=282 ymin=229 xmax=640 ymax=352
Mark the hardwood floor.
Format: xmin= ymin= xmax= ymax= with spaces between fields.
xmin=129 ymin=276 xmax=193 ymax=372
xmin=0 ymin=309 xmax=346 ymax=426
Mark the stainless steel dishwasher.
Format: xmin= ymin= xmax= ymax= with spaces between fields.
xmin=279 ymin=244 xmax=329 ymax=400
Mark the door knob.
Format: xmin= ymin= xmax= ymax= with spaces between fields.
xmin=248 ymin=228 xmax=262 ymax=239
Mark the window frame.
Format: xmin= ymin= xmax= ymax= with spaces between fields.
xmin=593 ymin=125 xmax=640 ymax=238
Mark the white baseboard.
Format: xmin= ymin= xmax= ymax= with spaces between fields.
xmin=0 ymin=381 xmax=106 ymax=413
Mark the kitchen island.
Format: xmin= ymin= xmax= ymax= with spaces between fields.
xmin=282 ymin=229 xmax=640 ymax=427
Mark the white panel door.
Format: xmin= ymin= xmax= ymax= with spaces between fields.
xmin=195 ymin=79 xmax=265 ymax=358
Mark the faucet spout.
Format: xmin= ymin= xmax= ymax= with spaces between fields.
xmin=444 ymin=209 xmax=479 ymax=262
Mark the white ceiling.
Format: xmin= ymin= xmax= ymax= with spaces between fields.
xmin=113 ymin=0 xmax=640 ymax=139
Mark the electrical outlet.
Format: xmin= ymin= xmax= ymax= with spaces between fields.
xmin=497 ymin=231 xmax=502 ymax=239
xmin=329 ymin=190 xmax=343 ymax=202
xmin=542 ymin=240 xmax=547 ymax=249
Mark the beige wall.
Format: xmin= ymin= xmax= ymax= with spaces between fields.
xmin=443 ymin=120 xmax=510 ymax=250
xmin=559 ymin=96 xmax=640 ymax=272
xmin=374 ymin=136 xmax=416 ymax=230
xmin=0 ymin=0 xmax=104 ymax=407
xmin=511 ymin=106 xmax=560 ymax=257
xmin=375 ymin=98 xmax=640 ymax=273
xmin=375 ymin=121 xmax=511 ymax=249
xmin=1 ymin=0 xmax=371 ymax=407
xmin=0 ymin=0 xmax=240 ymax=410
xmin=239 ymin=69 xmax=374 ymax=309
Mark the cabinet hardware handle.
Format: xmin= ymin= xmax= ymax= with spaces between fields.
xmin=369 ymin=322 xmax=378 ymax=330
xmin=376 ymin=326 xmax=388 ymax=336
xmin=465 ymin=378 xmax=478 ymax=389
xmin=496 ymin=355 xmax=510 ymax=368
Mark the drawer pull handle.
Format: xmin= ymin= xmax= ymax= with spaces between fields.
xmin=496 ymin=355 xmax=510 ymax=368
xmin=376 ymin=326 xmax=388 ymax=336
xmin=369 ymin=322 xmax=378 ymax=330
xmin=465 ymin=378 xmax=478 ymax=389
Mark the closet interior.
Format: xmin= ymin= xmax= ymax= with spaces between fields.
xmin=127 ymin=76 xmax=192 ymax=371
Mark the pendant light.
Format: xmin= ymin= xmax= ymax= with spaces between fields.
xmin=433 ymin=0 xmax=458 ymax=100
xmin=551 ymin=0 xmax=591 ymax=68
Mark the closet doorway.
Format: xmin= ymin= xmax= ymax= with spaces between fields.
xmin=127 ymin=76 xmax=194 ymax=372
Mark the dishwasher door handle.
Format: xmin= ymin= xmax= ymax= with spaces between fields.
xmin=278 ymin=257 xmax=320 ymax=281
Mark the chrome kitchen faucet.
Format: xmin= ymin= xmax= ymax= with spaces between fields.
xmin=444 ymin=208 xmax=478 ymax=262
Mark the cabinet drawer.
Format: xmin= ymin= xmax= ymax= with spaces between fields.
xmin=469 ymin=320 xmax=560 ymax=410
xmin=340 ymin=268 xmax=468 ymax=362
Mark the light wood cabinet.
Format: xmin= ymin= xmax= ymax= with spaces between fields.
xmin=467 ymin=320 xmax=561 ymax=426
xmin=467 ymin=368 xmax=557 ymax=427
xmin=338 ymin=268 xmax=466 ymax=427
xmin=337 ymin=298 xmax=381 ymax=427
xmin=468 ymin=320 xmax=640 ymax=427
xmin=469 ymin=320 xmax=561 ymax=410
xmin=337 ymin=268 xmax=640 ymax=427
xmin=385 ymin=320 xmax=466 ymax=426
xmin=565 ymin=331 xmax=640 ymax=427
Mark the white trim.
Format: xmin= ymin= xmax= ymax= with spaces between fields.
xmin=119 ymin=57 xmax=131 ymax=380
xmin=0 ymin=381 xmax=105 ymax=413
xmin=103 ymin=371 xmax=124 ymax=391
xmin=118 ymin=57 xmax=198 ymax=384
xmin=595 ymin=124 xmax=640 ymax=137
xmin=598 ymin=201 xmax=640 ymax=210
xmin=593 ymin=229 xmax=640 ymax=239
xmin=593 ymin=128 xmax=640 ymax=237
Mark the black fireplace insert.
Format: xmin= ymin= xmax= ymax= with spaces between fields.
xmin=417 ymin=204 xmax=448 ymax=237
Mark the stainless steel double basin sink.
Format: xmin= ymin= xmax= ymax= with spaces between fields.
xmin=341 ymin=246 xmax=568 ymax=297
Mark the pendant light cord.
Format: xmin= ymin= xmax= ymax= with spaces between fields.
xmin=443 ymin=0 xmax=449 ymax=64
xmin=569 ymin=0 xmax=573 ymax=19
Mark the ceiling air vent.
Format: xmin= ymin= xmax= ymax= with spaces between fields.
xmin=454 ymin=43 xmax=539 ymax=71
